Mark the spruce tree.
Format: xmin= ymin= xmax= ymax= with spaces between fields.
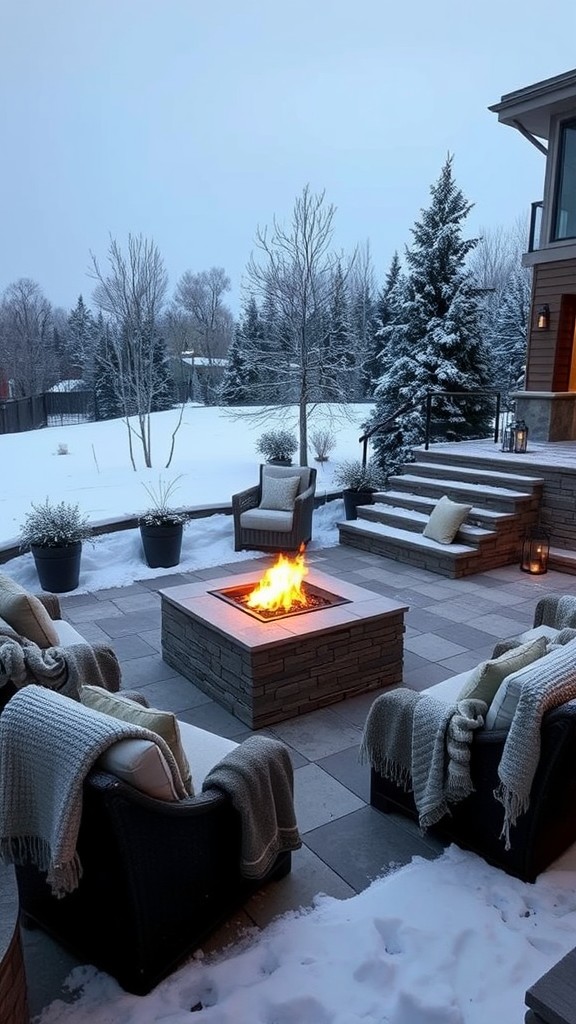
xmin=368 ymin=156 xmax=491 ymax=477
xmin=363 ymin=251 xmax=405 ymax=397
xmin=219 ymin=326 xmax=258 ymax=404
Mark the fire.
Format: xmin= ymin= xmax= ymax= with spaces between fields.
xmin=246 ymin=545 xmax=310 ymax=614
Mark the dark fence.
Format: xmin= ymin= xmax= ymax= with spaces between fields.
xmin=0 ymin=391 xmax=96 ymax=435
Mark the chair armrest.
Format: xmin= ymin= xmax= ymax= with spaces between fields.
xmin=294 ymin=484 xmax=315 ymax=506
xmin=232 ymin=486 xmax=260 ymax=516
xmin=36 ymin=592 xmax=61 ymax=620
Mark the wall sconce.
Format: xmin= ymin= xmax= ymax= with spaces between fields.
xmin=501 ymin=419 xmax=529 ymax=453
xmin=536 ymin=304 xmax=550 ymax=329
xmin=521 ymin=527 xmax=550 ymax=575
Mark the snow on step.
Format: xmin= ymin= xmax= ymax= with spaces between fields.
xmin=408 ymin=461 xmax=544 ymax=490
xmin=339 ymin=518 xmax=478 ymax=554
xmin=360 ymin=504 xmax=495 ymax=539
xmin=388 ymin=474 xmax=533 ymax=501
xmin=374 ymin=491 xmax=515 ymax=522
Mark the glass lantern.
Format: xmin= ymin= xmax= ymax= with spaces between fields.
xmin=521 ymin=527 xmax=550 ymax=575
xmin=513 ymin=419 xmax=529 ymax=453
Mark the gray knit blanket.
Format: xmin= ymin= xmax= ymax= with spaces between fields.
xmin=0 ymin=629 xmax=121 ymax=701
xmin=496 ymin=639 xmax=576 ymax=848
xmin=202 ymin=735 xmax=302 ymax=879
xmin=0 ymin=685 xmax=187 ymax=897
xmin=360 ymin=687 xmax=487 ymax=829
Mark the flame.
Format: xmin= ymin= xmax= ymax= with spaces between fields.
xmin=246 ymin=545 xmax=310 ymax=614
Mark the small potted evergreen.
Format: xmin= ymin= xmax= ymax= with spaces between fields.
xmin=256 ymin=429 xmax=298 ymax=466
xmin=138 ymin=478 xmax=188 ymax=568
xmin=19 ymin=498 xmax=91 ymax=592
xmin=333 ymin=459 xmax=383 ymax=520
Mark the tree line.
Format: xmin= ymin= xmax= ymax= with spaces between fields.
xmin=0 ymin=155 xmax=531 ymax=471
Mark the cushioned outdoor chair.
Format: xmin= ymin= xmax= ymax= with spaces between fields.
xmin=232 ymin=463 xmax=317 ymax=552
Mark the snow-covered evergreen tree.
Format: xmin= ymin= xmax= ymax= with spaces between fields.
xmin=67 ymin=295 xmax=97 ymax=382
xmin=219 ymin=325 xmax=258 ymax=404
xmin=362 ymin=251 xmax=405 ymax=397
xmin=488 ymin=265 xmax=531 ymax=403
xmin=367 ymin=156 xmax=491 ymax=477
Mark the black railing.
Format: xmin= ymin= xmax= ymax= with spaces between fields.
xmin=359 ymin=390 xmax=502 ymax=466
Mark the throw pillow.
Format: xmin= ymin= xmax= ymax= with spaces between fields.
xmin=422 ymin=495 xmax=472 ymax=545
xmin=80 ymin=685 xmax=193 ymax=794
xmin=485 ymin=638 xmax=576 ymax=732
xmin=0 ymin=573 xmax=59 ymax=648
xmin=259 ymin=473 xmax=300 ymax=512
xmin=457 ymin=636 xmax=548 ymax=706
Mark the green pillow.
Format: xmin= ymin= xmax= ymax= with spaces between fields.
xmin=457 ymin=637 xmax=548 ymax=706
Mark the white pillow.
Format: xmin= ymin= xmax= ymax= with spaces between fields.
xmin=422 ymin=495 xmax=472 ymax=544
xmin=98 ymin=739 xmax=180 ymax=801
xmin=485 ymin=640 xmax=576 ymax=731
xmin=259 ymin=474 xmax=300 ymax=512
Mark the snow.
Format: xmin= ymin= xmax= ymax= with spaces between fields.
xmin=4 ymin=403 xmax=576 ymax=1023
xmin=36 ymin=843 xmax=576 ymax=1024
xmin=0 ymin=404 xmax=365 ymax=592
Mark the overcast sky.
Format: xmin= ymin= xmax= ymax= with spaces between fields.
xmin=2 ymin=0 xmax=576 ymax=315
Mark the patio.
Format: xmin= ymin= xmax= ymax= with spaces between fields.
xmin=20 ymin=541 xmax=576 ymax=1016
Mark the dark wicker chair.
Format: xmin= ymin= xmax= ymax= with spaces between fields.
xmin=232 ymin=464 xmax=317 ymax=552
xmin=370 ymin=699 xmax=576 ymax=882
xmin=17 ymin=768 xmax=291 ymax=994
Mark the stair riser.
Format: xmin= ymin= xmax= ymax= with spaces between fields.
xmin=338 ymin=526 xmax=522 ymax=578
xmin=407 ymin=462 xmax=544 ymax=493
xmin=388 ymin=478 xmax=541 ymax=514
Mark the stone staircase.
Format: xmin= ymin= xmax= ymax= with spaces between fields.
xmin=337 ymin=449 xmax=545 ymax=578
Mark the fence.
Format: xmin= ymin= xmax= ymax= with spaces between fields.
xmin=0 ymin=391 xmax=95 ymax=435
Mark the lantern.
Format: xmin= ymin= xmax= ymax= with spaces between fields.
xmin=513 ymin=419 xmax=529 ymax=453
xmin=536 ymin=304 xmax=550 ymax=330
xmin=521 ymin=527 xmax=550 ymax=575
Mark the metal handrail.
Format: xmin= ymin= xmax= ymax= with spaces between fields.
xmin=360 ymin=390 xmax=502 ymax=465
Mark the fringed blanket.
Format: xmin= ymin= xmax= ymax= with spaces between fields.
xmin=0 ymin=685 xmax=187 ymax=897
xmin=360 ymin=688 xmax=486 ymax=829
xmin=0 ymin=629 xmax=121 ymax=702
xmin=202 ymin=735 xmax=302 ymax=879
xmin=496 ymin=640 xmax=576 ymax=848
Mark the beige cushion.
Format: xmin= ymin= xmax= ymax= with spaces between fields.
xmin=0 ymin=573 xmax=59 ymax=648
xmin=485 ymin=640 xmax=576 ymax=731
xmin=98 ymin=738 xmax=181 ymax=801
xmin=260 ymin=474 xmax=300 ymax=512
xmin=178 ymin=721 xmax=238 ymax=788
xmin=422 ymin=495 xmax=472 ymax=544
xmin=457 ymin=637 xmax=548 ymax=706
xmin=240 ymin=508 xmax=294 ymax=532
xmin=80 ymin=686 xmax=193 ymax=794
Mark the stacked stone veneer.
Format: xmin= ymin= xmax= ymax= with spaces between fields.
xmin=0 ymin=867 xmax=29 ymax=1024
xmin=161 ymin=569 xmax=407 ymax=729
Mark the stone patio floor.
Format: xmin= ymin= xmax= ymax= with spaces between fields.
xmin=22 ymin=543 xmax=576 ymax=1016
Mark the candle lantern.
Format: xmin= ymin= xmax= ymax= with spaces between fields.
xmin=513 ymin=419 xmax=529 ymax=453
xmin=521 ymin=527 xmax=550 ymax=575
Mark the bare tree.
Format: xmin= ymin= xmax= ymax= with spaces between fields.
xmin=0 ymin=279 xmax=54 ymax=396
xmin=244 ymin=185 xmax=356 ymax=465
xmin=173 ymin=266 xmax=234 ymax=384
xmin=90 ymin=234 xmax=174 ymax=468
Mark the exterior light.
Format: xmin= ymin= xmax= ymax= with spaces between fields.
xmin=536 ymin=304 xmax=550 ymax=329
xmin=502 ymin=419 xmax=529 ymax=453
xmin=521 ymin=527 xmax=550 ymax=575
xmin=513 ymin=419 xmax=529 ymax=453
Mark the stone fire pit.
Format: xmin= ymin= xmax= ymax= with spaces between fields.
xmin=160 ymin=567 xmax=407 ymax=729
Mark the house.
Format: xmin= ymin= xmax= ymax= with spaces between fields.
xmin=490 ymin=68 xmax=576 ymax=441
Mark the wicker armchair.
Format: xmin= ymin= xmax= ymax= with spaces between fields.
xmin=17 ymin=765 xmax=291 ymax=994
xmin=232 ymin=464 xmax=317 ymax=552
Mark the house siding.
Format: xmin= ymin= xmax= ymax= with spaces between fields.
xmin=526 ymin=258 xmax=576 ymax=390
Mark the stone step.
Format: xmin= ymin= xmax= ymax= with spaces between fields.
xmin=358 ymin=503 xmax=496 ymax=543
xmin=407 ymin=460 xmax=545 ymax=492
xmin=372 ymin=490 xmax=517 ymax=527
xmin=386 ymin=473 xmax=537 ymax=513
xmin=337 ymin=519 xmax=482 ymax=579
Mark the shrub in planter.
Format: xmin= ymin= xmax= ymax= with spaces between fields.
xmin=310 ymin=428 xmax=336 ymax=462
xmin=19 ymin=498 xmax=91 ymax=592
xmin=256 ymin=429 xmax=298 ymax=465
xmin=333 ymin=459 xmax=383 ymax=520
xmin=138 ymin=477 xmax=188 ymax=568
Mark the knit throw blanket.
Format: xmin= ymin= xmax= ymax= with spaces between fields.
xmin=496 ymin=640 xmax=576 ymax=848
xmin=0 ymin=629 xmax=121 ymax=701
xmin=0 ymin=685 xmax=187 ymax=897
xmin=202 ymin=735 xmax=302 ymax=879
xmin=360 ymin=688 xmax=487 ymax=829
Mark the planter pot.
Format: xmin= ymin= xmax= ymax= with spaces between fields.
xmin=140 ymin=523 xmax=183 ymax=568
xmin=31 ymin=541 xmax=82 ymax=593
xmin=267 ymin=458 xmax=293 ymax=466
xmin=342 ymin=489 xmax=375 ymax=521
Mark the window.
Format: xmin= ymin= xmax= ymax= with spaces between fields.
xmin=553 ymin=119 xmax=576 ymax=241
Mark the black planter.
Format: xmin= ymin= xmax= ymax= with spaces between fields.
xmin=342 ymin=489 xmax=375 ymax=521
xmin=267 ymin=458 xmax=293 ymax=466
xmin=140 ymin=523 xmax=183 ymax=568
xmin=31 ymin=541 xmax=82 ymax=593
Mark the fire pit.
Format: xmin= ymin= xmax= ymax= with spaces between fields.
xmin=160 ymin=556 xmax=407 ymax=729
